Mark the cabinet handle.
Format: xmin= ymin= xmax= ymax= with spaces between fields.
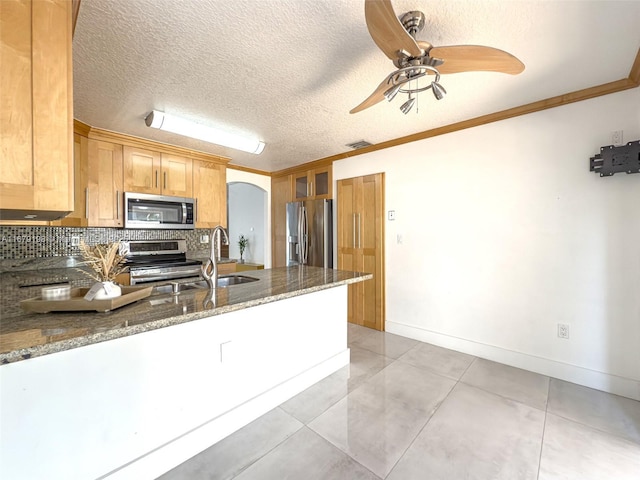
xmin=352 ymin=213 xmax=356 ymax=249
xmin=164 ymin=171 xmax=167 ymax=189
xmin=310 ymin=181 xmax=314 ymax=197
xmin=116 ymin=190 xmax=120 ymax=219
xmin=85 ymin=188 xmax=89 ymax=218
xmin=155 ymin=170 xmax=159 ymax=188
xmin=307 ymin=182 xmax=310 ymax=197
xmin=357 ymin=213 xmax=361 ymax=248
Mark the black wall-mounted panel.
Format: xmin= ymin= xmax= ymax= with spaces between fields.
xmin=590 ymin=140 xmax=640 ymax=176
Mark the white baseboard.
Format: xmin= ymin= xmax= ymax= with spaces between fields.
xmin=105 ymin=349 xmax=351 ymax=480
xmin=386 ymin=321 xmax=640 ymax=402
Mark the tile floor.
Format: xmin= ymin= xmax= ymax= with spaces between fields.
xmin=159 ymin=324 xmax=640 ymax=480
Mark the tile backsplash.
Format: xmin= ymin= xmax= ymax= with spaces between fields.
xmin=0 ymin=226 xmax=213 ymax=262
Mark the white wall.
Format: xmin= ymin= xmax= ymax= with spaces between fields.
xmin=226 ymin=169 xmax=272 ymax=268
xmin=333 ymin=87 xmax=640 ymax=400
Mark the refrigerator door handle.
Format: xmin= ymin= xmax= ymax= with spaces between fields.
xmin=302 ymin=206 xmax=309 ymax=264
xmin=297 ymin=205 xmax=303 ymax=261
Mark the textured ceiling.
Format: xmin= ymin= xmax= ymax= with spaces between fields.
xmin=73 ymin=0 xmax=640 ymax=172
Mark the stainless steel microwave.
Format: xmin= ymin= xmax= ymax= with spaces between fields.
xmin=124 ymin=192 xmax=195 ymax=229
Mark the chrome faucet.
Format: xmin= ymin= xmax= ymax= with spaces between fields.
xmin=201 ymin=225 xmax=229 ymax=290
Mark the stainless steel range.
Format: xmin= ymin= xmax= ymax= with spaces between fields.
xmin=121 ymin=239 xmax=202 ymax=285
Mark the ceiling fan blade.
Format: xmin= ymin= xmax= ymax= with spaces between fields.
xmin=350 ymin=75 xmax=394 ymax=114
xmin=365 ymin=0 xmax=423 ymax=60
xmin=429 ymin=45 xmax=525 ymax=75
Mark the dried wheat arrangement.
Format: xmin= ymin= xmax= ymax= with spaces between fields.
xmin=77 ymin=240 xmax=128 ymax=283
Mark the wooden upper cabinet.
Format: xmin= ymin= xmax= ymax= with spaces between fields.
xmin=192 ymin=160 xmax=226 ymax=228
xmin=123 ymin=146 xmax=161 ymax=194
xmin=161 ymin=153 xmax=193 ymax=197
xmin=292 ymin=166 xmax=331 ymax=201
xmin=87 ymin=140 xmax=124 ymax=227
xmin=52 ymin=133 xmax=89 ymax=226
xmin=0 ymin=0 xmax=74 ymax=220
xmin=123 ymin=147 xmax=192 ymax=198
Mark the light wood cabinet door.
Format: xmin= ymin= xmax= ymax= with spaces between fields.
xmin=161 ymin=153 xmax=192 ymax=197
xmin=337 ymin=173 xmax=385 ymax=331
xmin=0 ymin=0 xmax=74 ymax=220
xmin=271 ymin=174 xmax=292 ymax=267
xmin=87 ymin=140 xmax=124 ymax=227
xmin=123 ymin=149 xmax=192 ymax=197
xmin=52 ymin=133 xmax=89 ymax=226
xmin=123 ymin=146 xmax=161 ymax=194
xmin=217 ymin=262 xmax=237 ymax=275
xmin=193 ymin=160 xmax=226 ymax=228
xmin=292 ymin=166 xmax=331 ymax=201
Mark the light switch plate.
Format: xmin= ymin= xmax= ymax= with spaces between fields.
xmin=388 ymin=210 xmax=396 ymax=221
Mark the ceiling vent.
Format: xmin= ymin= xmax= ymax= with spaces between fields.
xmin=346 ymin=140 xmax=373 ymax=150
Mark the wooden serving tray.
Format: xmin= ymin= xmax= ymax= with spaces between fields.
xmin=20 ymin=286 xmax=153 ymax=313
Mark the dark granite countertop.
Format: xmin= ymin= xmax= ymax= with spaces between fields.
xmin=0 ymin=266 xmax=371 ymax=364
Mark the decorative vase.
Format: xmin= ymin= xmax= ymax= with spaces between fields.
xmin=239 ymin=256 xmax=245 ymax=264
xmin=93 ymin=281 xmax=122 ymax=300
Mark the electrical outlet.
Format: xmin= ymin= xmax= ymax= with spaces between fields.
xmin=200 ymin=234 xmax=209 ymax=244
xmin=612 ymin=130 xmax=623 ymax=146
xmin=71 ymin=236 xmax=80 ymax=247
xmin=557 ymin=323 xmax=570 ymax=339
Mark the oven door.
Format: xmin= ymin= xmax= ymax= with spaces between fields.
xmin=124 ymin=192 xmax=194 ymax=229
xmin=129 ymin=265 xmax=202 ymax=284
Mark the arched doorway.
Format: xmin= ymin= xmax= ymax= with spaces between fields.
xmin=227 ymin=182 xmax=268 ymax=266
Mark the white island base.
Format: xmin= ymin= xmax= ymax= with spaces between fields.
xmin=0 ymin=286 xmax=349 ymax=480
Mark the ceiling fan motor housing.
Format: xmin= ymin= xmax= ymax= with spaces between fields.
xmin=400 ymin=11 xmax=425 ymax=37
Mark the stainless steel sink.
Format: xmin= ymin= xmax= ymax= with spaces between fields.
xmin=153 ymin=275 xmax=259 ymax=294
xmin=216 ymin=275 xmax=259 ymax=287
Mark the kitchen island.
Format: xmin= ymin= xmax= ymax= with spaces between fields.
xmin=0 ymin=266 xmax=371 ymax=480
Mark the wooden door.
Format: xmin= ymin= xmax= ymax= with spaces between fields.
xmin=359 ymin=174 xmax=385 ymax=330
xmin=193 ymin=160 xmax=226 ymax=228
xmin=337 ymin=177 xmax=359 ymax=324
xmin=271 ymin=174 xmax=292 ymax=267
xmin=87 ymin=140 xmax=123 ymax=227
xmin=161 ymin=153 xmax=192 ymax=197
xmin=337 ymin=173 xmax=385 ymax=330
xmin=123 ymin=146 xmax=161 ymax=194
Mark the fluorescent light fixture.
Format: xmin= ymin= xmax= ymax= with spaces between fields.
xmin=145 ymin=110 xmax=265 ymax=154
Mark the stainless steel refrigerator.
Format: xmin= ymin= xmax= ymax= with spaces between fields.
xmin=286 ymin=199 xmax=333 ymax=267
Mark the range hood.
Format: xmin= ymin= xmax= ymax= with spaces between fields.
xmin=0 ymin=209 xmax=72 ymax=221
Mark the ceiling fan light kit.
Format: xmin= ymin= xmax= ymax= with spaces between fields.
xmin=351 ymin=0 xmax=525 ymax=115
xmin=382 ymin=65 xmax=446 ymax=114
xmin=144 ymin=110 xmax=265 ymax=154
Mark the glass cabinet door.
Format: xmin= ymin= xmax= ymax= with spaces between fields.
xmin=292 ymin=167 xmax=331 ymax=200
xmin=294 ymin=173 xmax=309 ymax=199
xmin=314 ymin=170 xmax=329 ymax=197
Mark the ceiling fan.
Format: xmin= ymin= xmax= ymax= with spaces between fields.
xmin=351 ymin=0 xmax=525 ymax=114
